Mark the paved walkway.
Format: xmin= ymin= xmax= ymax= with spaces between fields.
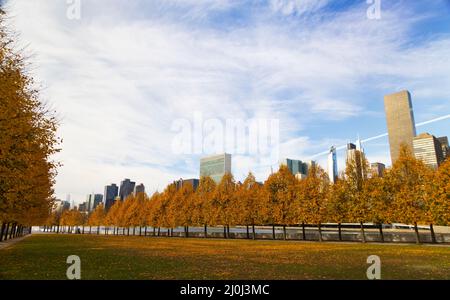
xmin=0 ymin=234 xmax=32 ymax=250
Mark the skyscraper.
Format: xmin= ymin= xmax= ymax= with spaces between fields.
xmin=119 ymin=178 xmax=136 ymax=200
xmin=104 ymin=184 xmax=118 ymax=211
xmin=369 ymin=162 xmax=385 ymax=178
xmin=200 ymin=153 xmax=232 ymax=184
xmin=134 ymin=183 xmax=145 ymax=195
xmin=413 ymin=133 xmax=444 ymax=169
xmin=384 ymin=90 xmax=417 ymax=164
xmin=280 ymin=158 xmax=315 ymax=179
xmin=174 ymin=178 xmax=199 ymax=191
xmin=327 ymin=146 xmax=338 ymax=184
xmin=86 ymin=193 xmax=103 ymax=212
xmin=346 ymin=142 xmax=366 ymax=179
xmin=437 ymin=136 xmax=449 ymax=159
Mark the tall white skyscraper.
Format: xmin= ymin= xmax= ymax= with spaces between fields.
xmin=328 ymin=146 xmax=338 ymax=184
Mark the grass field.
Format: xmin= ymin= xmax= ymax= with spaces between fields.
xmin=0 ymin=234 xmax=449 ymax=280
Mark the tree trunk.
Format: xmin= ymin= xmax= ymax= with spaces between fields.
xmin=0 ymin=223 xmax=5 ymax=242
xmin=379 ymin=224 xmax=384 ymax=243
xmin=227 ymin=225 xmax=230 ymax=238
xmin=272 ymin=225 xmax=276 ymax=240
xmin=224 ymin=226 xmax=227 ymax=238
xmin=414 ymin=222 xmax=420 ymax=244
xmin=157 ymin=227 xmax=160 ymax=236
xmin=430 ymin=224 xmax=437 ymax=244
xmin=186 ymin=226 xmax=189 ymax=238
xmin=283 ymin=225 xmax=287 ymax=240
xmin=127 ymin=227 xmax=130 ymax=236
xmin=82 ymin=226 xmax=85 ymax=234
xmin=302 ymin=222 xmax=306 ymax=241
xmin=318 ymin=223 xmax=323 ymax=242
xmin=338 ymin=223 xmax=342 ymax=241
xmin=246 ymin=225 xmax=250 ymax=239
xmin=139 ymin=226 xmax=142 ymax=236
xmin=144 ymin=226 xmax=147 ymax=236
xmin=133 ymin=227 xmax=136 ymax=236
xmin=204 ymin=224 xmax=207 ymax=238
xmin=167 ymin=228 xmax=170 ymax=237
xmin=153 ymin=227 xmax=156 ymax=236
xmin=7 ymin=223 xmax=11 ymax=240
xmin=97 ymin=226 xmax=100 ymax=235
xmin=252 ymin=224 xmax=256 ymax=240
xmin=9 ymin=223 xmax=16 ymax=239
xmin=57 ymin=225 xmax=60 ymax=234
xmin=360 ymin=222 xmax=366 ymax=243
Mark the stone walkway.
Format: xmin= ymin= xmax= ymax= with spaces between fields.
xmin=0 ymin=234 xmax=31 ymax=250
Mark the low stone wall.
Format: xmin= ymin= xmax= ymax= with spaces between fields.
xmin=34 ymin=226 xmax=450 ymax=244
xmin=143 ymin=228 xmax=450 ymax=244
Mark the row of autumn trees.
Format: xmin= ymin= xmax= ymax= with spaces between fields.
xmin=51 ymin=146 xmax=450 ymax=242
xmin=0 ymin=7 xmax=60 ymax=240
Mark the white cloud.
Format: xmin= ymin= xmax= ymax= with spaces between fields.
xmin=270 ymin=0 xmax=329 ymax=16
xmin=4 ymin=0 xmax=450 ymax=202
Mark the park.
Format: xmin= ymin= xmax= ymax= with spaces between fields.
xmin=1 ymin=233 xmax=449 ymax=280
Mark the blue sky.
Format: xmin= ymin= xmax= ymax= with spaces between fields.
xmin=4 ymin=0 xmax=450 ymax=203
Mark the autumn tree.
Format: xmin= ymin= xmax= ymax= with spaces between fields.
xmin=156 ymin=183 xmax=177 ymax=236
xmin=193 ymin=176 xmax=216 ymax=237
xmin=60 ymin=209 xmax=84 ymax=233
xmin=263 ymin=166 xmax=299 ymax=240
xmin=87 ymin=204 xmax=106 ymax=234
xmin=297 ymin=165 xmax=329 ymax=241
xmin=326 ymin=179 xmax=350 ymax=241
xmin=345 ymin=152 xmax=370 ymax=242
xmin=105 ymin=200 xmax=123 ymax=235
xmin=424 ymin=157 xmax=450 ymax=242
xmin=212 ymin=173 xmax=237 ymax=238
xmin=363 ymin=175 xmax=390 ymax=242
xmin=168 ymin=183 xmax=194 ymax=237
xmin=384 ymin=144 xmax=433 ymax=243
xmin=234 ymin=172 xmax=263 ymax=239
xmin=145 ymin=192 xmax=163 ymax=236
xmin=0 ymin=8 xmax=60 ymax=232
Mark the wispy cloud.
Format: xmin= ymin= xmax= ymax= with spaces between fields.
xmin=4 ymin=0 xmax=450 ymax=202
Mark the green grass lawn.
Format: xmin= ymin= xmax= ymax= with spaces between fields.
xmin=0 ymin=234 xmax=449 ymax=280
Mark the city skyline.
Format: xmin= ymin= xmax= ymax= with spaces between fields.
xmin=63 ymin=88 xmax=450 ymax=206
xmin=4 ymin=0 xmax=450 ymax=202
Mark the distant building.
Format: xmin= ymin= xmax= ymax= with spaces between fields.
xmin=384 ymin=90 xmax=417 ymax=164
xmin=413 ymin=133 xmax=444 ymax=169
xmin=52 ymin=199 xmax=70 ymax=214
xmin=119 ymin=178 xmax=136 ymax=200
xmin=78 ymin=202 xmax=87 ymax=212
xmin=369 ymin=163 xmax=386 ymax=178
xmin=134 ymin=183 xmax=145 ymax=195
xmin=437 ymin=136 xmax=449 ymax=159
xmin=346 ymin=141 xmax=365 ymax=179
xmin=174 ymin=178 xmax=199 ymax=191
xmin=200 ymin=153 xmax=232 ymax=184
xmin=280 ymin=158 xmax=315 ymax=180
xmin=86 ymin=194 xmax=103 ymax=212
xmin=327 ymin=146 xmax=338 ymax=184
xmin=104 ymin=184 xmax=118 ymax=211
